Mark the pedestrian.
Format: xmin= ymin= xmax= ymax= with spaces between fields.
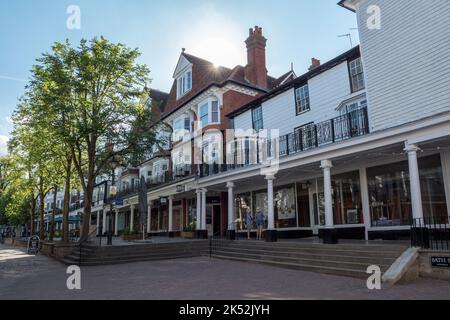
xmin=255 ymin=208 xmax=265 ymax=240
xmin=245 ymin=212 xmax=254 ymax=240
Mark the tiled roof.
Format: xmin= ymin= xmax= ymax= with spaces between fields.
xmin=160 ymin=52 xmax=291 ymax=120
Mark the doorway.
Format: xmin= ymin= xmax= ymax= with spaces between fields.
xmin=206 ymin=204 xmax=221 ymax=236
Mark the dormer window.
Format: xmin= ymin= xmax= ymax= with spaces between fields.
xmin=177 ymin=69 xmax=192 ymax=99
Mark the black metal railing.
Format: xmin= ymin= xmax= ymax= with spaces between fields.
xmin=201 ymin=107 xmax=369 ymax=178
xmin=209 ymin=222 xmax=240 ymax=258
xmin=411 ymin=216 xmax=450 ymax=250
xmin=111 ymin=168 xmax=195 ymax=200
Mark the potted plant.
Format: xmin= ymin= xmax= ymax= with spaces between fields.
xmin=121 ymin=229 xmax=141 ymax=240
xmin=181 ymin=222 xmax=196 ymax=239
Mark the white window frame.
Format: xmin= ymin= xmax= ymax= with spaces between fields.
xmin=176 ymin=69 xmax=192 ymax=99
xmin=173 ymin=114 xmax=191 ymax=142
xmin=197 ymin=98 xmax=220 ymax=128
xmin=295 ymin=84 xmax=310 ymax=115
xmin=349 ymin=57 xmax=365 ymax=93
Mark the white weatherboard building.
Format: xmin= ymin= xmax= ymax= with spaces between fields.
xmin=65 ymin=1 xmax=450 ymax=244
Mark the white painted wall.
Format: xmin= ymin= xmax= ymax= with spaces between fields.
xmin=354 ymin=0 xmax=450 ymax=131
xmin=233 ymin=62 xmax=363 ymax=136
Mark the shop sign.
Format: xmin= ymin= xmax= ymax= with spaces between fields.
xmin=431 ymin=256 xmax=450 ymax=268
xmin=27 ymin=235 xmax=40 ymax=255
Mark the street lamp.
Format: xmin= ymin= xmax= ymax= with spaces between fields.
xmin=107 ymin=156 xmax=119 ymax=245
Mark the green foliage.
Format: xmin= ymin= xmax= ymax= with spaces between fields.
xmin=6 ymin=36 xmax=158 ymax=241
xmin=183 ymin=221 xmax=197 ymax=232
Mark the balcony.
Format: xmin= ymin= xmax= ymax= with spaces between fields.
xmin=111 ymin=166 xmax=194 ymax=200
xmin=200 ymin=107 xmax=369 ymax=178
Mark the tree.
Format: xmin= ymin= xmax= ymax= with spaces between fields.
xmin=27 ymin=37 xmax=157 ymax=242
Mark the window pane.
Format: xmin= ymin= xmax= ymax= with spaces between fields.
xmin=200 ymin=103 xmax=208 ymax=127
xmin=331 ymin=171 xmax=362 ymax=225
xmin=185 ymin=71 xmax=192 ymax=91
xmin=295 ymin=85 xmax=310 ymax=114
xmin=211 ymin=101 xmax=219 ymax=123
xmin=252 ymin=106 xmax=263 ymax=131
xmin=274 ymin=185 xmax=297 ymax=228
xmin=184 ymin=116 xmax=190 ymax=131
xmin=349 ymin=58 xmax=365 ymax=92
xmin=366 ymin=154 xmax=448 ymax=227
xmin=234 ymin=193 xmax=252 ymax=231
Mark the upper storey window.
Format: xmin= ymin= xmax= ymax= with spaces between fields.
xmin=177 ymin=69 xmax=192 ymax=99
xmin=198 ymin=98 xmax=220 ymax=128
xmin=295 ymin=84 xmax=310 ymax=115
xmin=349 ymin=57 xmax=365 ymax=92
xmin=173 ymin=115 xmax=191 ymax=142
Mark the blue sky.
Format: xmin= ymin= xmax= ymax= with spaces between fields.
xmin=0 ymin=0 xmax=358 ymax=155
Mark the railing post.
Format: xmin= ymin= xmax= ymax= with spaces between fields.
xmin=347 ymin=112 xmax=353 ymax=138
xmin=330 ymin=118 xmax=335 ymax=143
xmin=314 ymin=125 xmax=318 ymax=147
xmin=286 ymin=134 xmax=290 ymax=156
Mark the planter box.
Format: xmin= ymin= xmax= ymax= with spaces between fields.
xmin=121 ymin=234 xmax=143 ymax=241
xmin=181 ymin=231 xmax=196 ymax=239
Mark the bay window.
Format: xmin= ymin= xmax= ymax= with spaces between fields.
xmin=173 ymin=115 xmax=191 ymax=142
xmin=198 ymin=98 xmax=220 ymax=128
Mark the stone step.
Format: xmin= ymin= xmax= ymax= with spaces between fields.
xmin=211 ymin=254 xmax=371 ymax=279
xmin=61 ymin=252 xmax=202 ymax=266
xmin=221 ymin=240 xmax=408 ymax=252
xmin=212 ymin=250 xmax=391 ymax=272
xmin=65 ymin=247 xmax=208 ymax=261
xmin=214 ymin=246 xmax=397 ymax=264
xmin=212 ymin=242 xmax=405 ymax=258
xmin=80 ymin=242 xmax=208 ymax=253
xmin=79 ymin=245 xmax=208 ymax=258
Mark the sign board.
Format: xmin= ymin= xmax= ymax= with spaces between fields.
xmin=160 ymin=197 xmax=168 ymax=205
xmin=176 ymin=185 xmax=185 ymax=193
xmin=115 ymin=199 xmax=124 ymax=206
xmin=27 ymin=235 xmax=40 ymax=255
xmin=431 ymin=256 xmax=450 ymax=268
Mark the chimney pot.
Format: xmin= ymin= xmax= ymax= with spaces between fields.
xmin=309 ymin=58 xmax=321 ymax=71
xmin=245 ymin=25 xmax=268 ymax=88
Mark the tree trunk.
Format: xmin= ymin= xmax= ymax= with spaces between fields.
xmin=30 ymin=195 xmax=36 ymax=236
xmin=80 ymin=178 xmax=94 ymax=242
xmin=79 ymin=140 xmax=96 ymax=243
xmin=49 ymin=185 xmax=58 ymax=241
xmin=39 ymin=177 xmax=45 ymax=240
xmin=62 ymin=154 xmax=72 ymax=243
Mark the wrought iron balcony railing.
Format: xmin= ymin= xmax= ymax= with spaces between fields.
xmin=200 ymin=107 xmax=369 ymax=178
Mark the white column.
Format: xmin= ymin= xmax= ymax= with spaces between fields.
xmin=201 ymin=189 xmax=207 ymax=230
xmin=96 ymin=211 xmax=100 ymax=232
xmin=130 ymin=205 xmax=134 ymax=232
xmin=359 ymin=167 xmax=371 ymax=240
xmin=102 ymin=210 xmax=107 ymax=234
xmin=227 ymin=182 xmax=235 ymax=230
xmin=114 ymin=209 xmax=119 ymax=236
xmin=147 ymin=202 xmax=152 ymax=233
xmin=168 ymin=196 xmax=174 ymax=232
xmin=405 ymin=143 xmax=424 ymax=220
xmin=196 ymin=190 xmax=202 ymax=230
xmin=266 ymin=175 xmax=275 ymax=230
xmin=321 ymin=160 xmax=334 ymax=228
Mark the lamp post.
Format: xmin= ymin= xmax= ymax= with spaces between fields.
xmin=107 ymin=159 xmax=119 ymax=246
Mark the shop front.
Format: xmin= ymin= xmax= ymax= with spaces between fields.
xmin=231 ymin=152 xmax=449 ymax=241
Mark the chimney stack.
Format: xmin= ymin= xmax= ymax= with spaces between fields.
xmin=309 ymin=58 xmax=321 ymax=71
xmin=245 ymin=26 xmax=268 ymax=89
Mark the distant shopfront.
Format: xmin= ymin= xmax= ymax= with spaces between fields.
xmin=233 ymin=153 xmax=449 ymax=240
